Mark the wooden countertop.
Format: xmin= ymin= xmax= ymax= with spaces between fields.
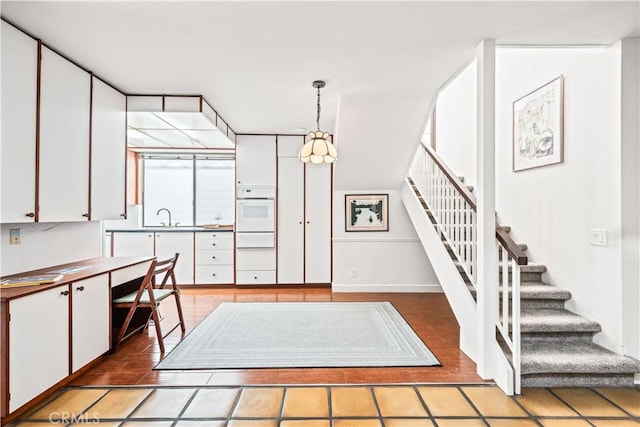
xmin=0 ymin=257 xmax=155 ymax=301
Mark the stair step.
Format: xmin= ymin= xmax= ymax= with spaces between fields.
xmin=455 ymin=262 xmax=547 ymax=275
xmin=520 ymin=308 xmax=601 ymax=334
xmin=469 ymin=281 xmax=571 ymax=300
xmin=445 ymin=241 xmax=528 ymax=254
xmin=520 ymin=340 xmax=640 ymax=379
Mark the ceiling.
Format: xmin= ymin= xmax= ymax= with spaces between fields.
xmin=1 ymin=1 xmax=638 ymax=136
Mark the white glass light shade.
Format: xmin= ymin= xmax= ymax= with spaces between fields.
xmin=299 ymin=131 xmax=338 ymax=164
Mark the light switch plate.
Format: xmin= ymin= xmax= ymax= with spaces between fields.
xmin=589 ymin=229 xmax=607 ymax=246
xmin=10 ymin=228 xmax=20 ymax=245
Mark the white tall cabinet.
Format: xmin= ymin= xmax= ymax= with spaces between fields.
xmin=91 ymin=77 xmax=127 ymax=220
xmin=1 ymin=22 xmax=38 ymax=222
xmin=235 ymin=135 xmax=277 ymax=284
xmin=39 ymin=46 xmax=91 ymax=222
xmin=304 ymin=162 xmax=332 ymax=283
xmin=277 ymin=136 xmax=332 ymax=284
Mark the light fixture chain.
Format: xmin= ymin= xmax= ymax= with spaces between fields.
xmin=316 ymin=85 xmax=321 ymax=131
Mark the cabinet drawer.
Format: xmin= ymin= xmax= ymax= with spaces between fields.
xmin=236 ymin=248 xmax=276 ymax=270
xmin=236 ymin=270 xmax=276 ymax=285
xmin=195 ymin=249 xmax=234 ymax=265
xmin=195 ymin=265 xmax=234 ymax=284
xmin=195 ymin=234 xmax=234 ymax=250
xmin=111 ymin=261 xmax=152 ymax=287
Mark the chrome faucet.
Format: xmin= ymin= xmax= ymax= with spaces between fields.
xmin=156 ymin=208 xmax=172 ymax=227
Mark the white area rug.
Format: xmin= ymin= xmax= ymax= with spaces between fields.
xmin=155 ymin=302 xmax=440 ymax=369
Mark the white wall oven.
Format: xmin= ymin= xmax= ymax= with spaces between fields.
xmin=236 ymin=186 xmax=275 ymax=247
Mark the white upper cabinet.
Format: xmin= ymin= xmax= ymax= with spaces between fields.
xmin=1 ymin=22 xmax=38 ymax=223
xmin=91 ymin=77 xmax=126 ymax=220
xmin=39 ymin=46 xmax=91 ymax=222
xmin=236 ymin=135 xmax=277 ymax=186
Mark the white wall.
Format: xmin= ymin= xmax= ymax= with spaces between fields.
xmin=332 ymin=189 xmax=440 ymax=292
xmin=331 ymin=90 xmax=439 ymax=292
xmin=434 ymin=60 xmax=478 ymax=188
xmin=333 ymin=91 xmax=431 ymax=191
xmin=495 ymin=46 xmax=625 ymax=353
xmin=619 ymin=39 xmax=640 ymax=359
xmin=1 ymin=221 xmax=102 ymax=276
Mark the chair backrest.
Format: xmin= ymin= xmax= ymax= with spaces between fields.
xmin=153 ymin=253 xmax=180 ymax=288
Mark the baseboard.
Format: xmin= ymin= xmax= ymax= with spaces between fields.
xmin=332 ymin=283 xmax=443 ymax=293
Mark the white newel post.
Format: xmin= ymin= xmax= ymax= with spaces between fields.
xmin=475 ymin=39 xmax=498 ymax=379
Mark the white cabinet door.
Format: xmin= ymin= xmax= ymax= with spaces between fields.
xmin=235 ymin=135 xmax=276 ymax=186
xmin=305 ymin=163 xmax=332 ymax=283
xmin=39 ymin=46 xmax=91 ymax=222
xmin=91 ymin=77 xmax=126 ymax=220
xmin=71 ymin=275 xmax=110 ymax=372
xmin=155 ymin=232 xmax=194 ymax=284
xmin=9 ymin=286 xmax=69 ymax=412
xmin=1 ymin=22 xmax=38 ymax=223
xmin=112 ymin=232 xmax=154 ymax=257
xmin=277 ymin=157 xmax=304 ymax=284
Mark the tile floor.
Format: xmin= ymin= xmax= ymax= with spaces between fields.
xmin=7 ymin=384 xmax=639 ymax=426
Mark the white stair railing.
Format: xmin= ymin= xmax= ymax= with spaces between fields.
xmin=408 ymin=142 xmax=527 ymax=394
xmin=409 ymin=145 xmax=477 ymax=285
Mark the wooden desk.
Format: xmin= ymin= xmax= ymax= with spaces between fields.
xmin=0 ymin=256 xmax=155 ymax=424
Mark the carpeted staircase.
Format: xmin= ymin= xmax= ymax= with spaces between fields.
xmin=411 ymin=178 xmax=640 ymax=388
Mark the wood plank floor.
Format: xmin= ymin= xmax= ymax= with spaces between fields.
xmin=71 ymin=288 xmax=485 ymax=387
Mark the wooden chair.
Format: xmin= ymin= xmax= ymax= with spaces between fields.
xmin=112 ymin=253 xmax=186 ymax=353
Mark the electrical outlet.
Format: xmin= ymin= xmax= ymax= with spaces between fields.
xmin=10 ymin=228 xmax=20 ymax=245
xmin=349 ymin=268 xmax=357 ymax=278
xmin=589 ymin=229 xmax=607 ymax=246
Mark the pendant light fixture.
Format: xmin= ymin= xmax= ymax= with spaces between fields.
xmin=299 ymin=80 xmax=338 ymax=164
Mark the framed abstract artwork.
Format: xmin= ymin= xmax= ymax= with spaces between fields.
xmin=345 ymin=194 xmax=389 ymax=232
xmin=513 ymin=76 xmax=564 ymax=171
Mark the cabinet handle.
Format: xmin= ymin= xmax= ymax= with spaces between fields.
xmin=306 ymin=221 xmax=310 ymax=224
xmin=212 ymin=256 xmax=216 ymax=260
xmin=254 ymin=276 xmax=258 ymax=280
xmin=212 ymin=273 xmax=216 ymax=277
xmin=76 ymin=286 xmax=85 ymax=291
xmin=82 ymin=213 xmax=89 ymax=218
xmin=212 ymin=243 xmax=216 ymax=246
xmin=212 ymin=234 xmax=216 ymax=237
xmin=25 ymin=212 xmax=35 ymax=218
xmin=299 ymin=221 xmax=302 ymax=224
xmin=61 ymin=290 xmax=69 ymax=296
xmin=120 ymin=213 xmax=126 ymax=217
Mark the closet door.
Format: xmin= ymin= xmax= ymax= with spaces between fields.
xmin=39 ymin=47 xmax=91 ymax=222
xmin=1 ymin=22 xmax=38 ymax=222
xmin=304 ymin=163 xmax=332 ymax=284
xmin=277 ymin=157 xmax=304 ymax=284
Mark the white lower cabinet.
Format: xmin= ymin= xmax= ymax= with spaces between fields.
xmin=236 ymin=248 xmax=275 ymax=285
xmin=111 ymin=232 xmax=154 ymax=257
xmin=110 ymin=231 xmax=208 ymax=284
xmin=195 ymin=232 xmax=234 ymax=284
xmin=155 ymin=232 xmax=195 ymax=284
xmin=71 ymin=275 xmax=110 ymax=372
xmin=8 ymin=275 xmax=112 ymax=412
xmin=8 ymin=287 xmax=69 ymax=412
